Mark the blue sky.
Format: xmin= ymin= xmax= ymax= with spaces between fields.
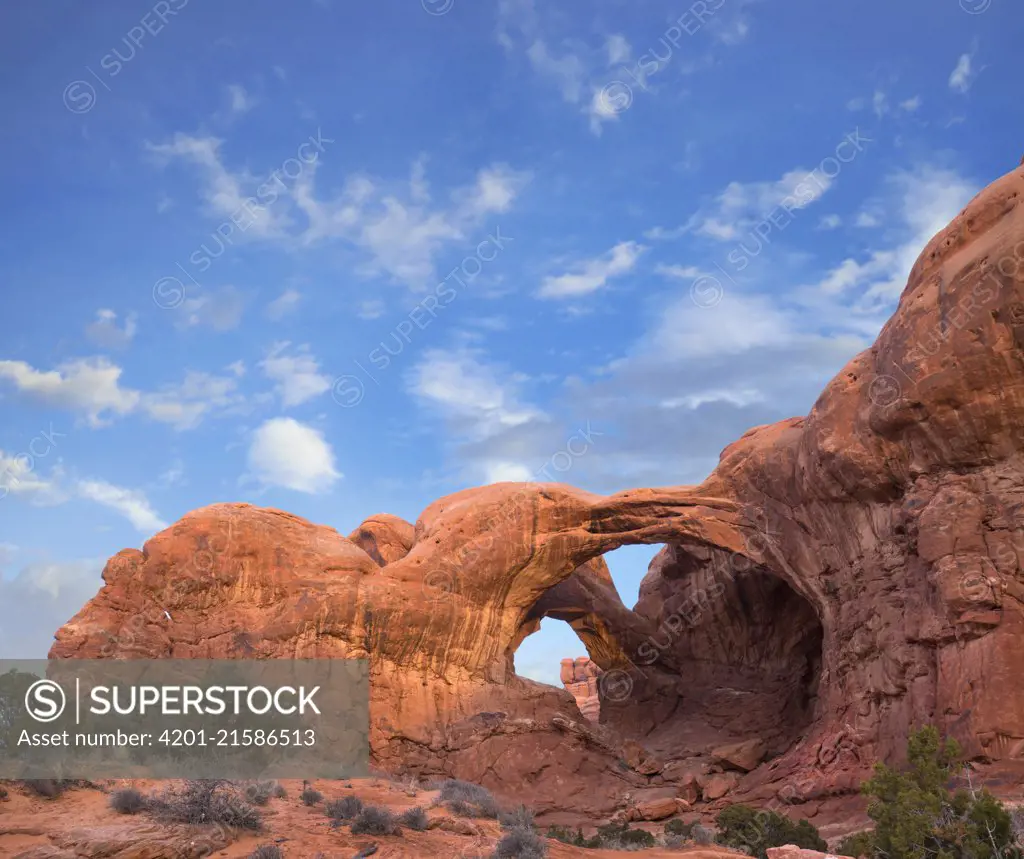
xmin=1 ymin=0 xmax=1021 ymax=684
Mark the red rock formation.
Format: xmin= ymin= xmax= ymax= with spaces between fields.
xmin=561 ymin=656 xmax=602 ymax=721
xmin=51 ymin=165 xmax=1024 ymax=819
xmin=348 ymin=513 xmax=415 ymax=567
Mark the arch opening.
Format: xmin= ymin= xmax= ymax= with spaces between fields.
xmin=506 ymin=539 xmax=825 ymax=765
xmin=610 ymin=541 xmax=825 ymax=761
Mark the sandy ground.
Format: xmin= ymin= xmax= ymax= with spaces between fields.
xmin=0 ymin=778 xmax=749 ymax=859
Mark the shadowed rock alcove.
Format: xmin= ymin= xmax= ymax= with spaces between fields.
xmin=506 ymin=540 xmax=824 ymax=766
xmin=612 ymin=542 xmax=825 ymax=762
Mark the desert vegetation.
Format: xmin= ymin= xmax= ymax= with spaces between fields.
xmin=146 ymin=779 xmax=263 ymax=831
xmin=324 ymin=794 xmax=363 ymax=822
xmin=109 ymin=786 xmax=147 ymax=815
xmin=832 ymin=726 xmax=1023 ymax=859
xmin=350 ymin=803 xmax=402 ymax=835
xmin=436 ymin=778 xmax=502 ymax=818
xmin=244 ymin=779 xmax=285 ymax=806
xmin=399 ymin=805 xmax=430 ymax=830
xmin=299 ymin=783 xmax=323 ymax=806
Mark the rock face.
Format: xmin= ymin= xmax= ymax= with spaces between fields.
xmin=561 ymin=657 xmax=602 ymax=721
xmin=51 ymin=165 xmax=1024 ymax=818
xmin=767 ymin=849 xmax=855 ymax=859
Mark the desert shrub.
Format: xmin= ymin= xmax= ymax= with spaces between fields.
xmin=665 ymin=818 xmax=695 ymax=837
xmin=398 ymin=805 xmax=429 ymax=830
xmin=0 ymin=784 xmax=8 ymax=799
xmin=325 ymin=795 xmax=363 ymax=821
xmin=692 ymin=822 xmax=715 ymax=845
xmin=110 ymin=787 xmax=147 ymax=815
xmin=448 ymin=798 xmax=475 ymax=817
xmin=244 ymin=780 xmax=281 ymax=806
xmin=546 ymin=821 xmax=654 ymax=850
xmin=148 ymin=779 xmax=262 ymax=831
xmin=248 ymin=847 xmax=284 ymax=859
xmin=493 ymin=826 xmax=547 ymax=858
xmin=593 ymin=821 xmax=656 ymax=849
xmin=546 ymin=825 xmax=588 ymax=846
xmin=716 ymin=803 xmax=826 ymax=859
xmin=836 ymin=831 xmax=875 ymax=858
xmin=300 ymin=786 xmax=323 ymax=806
xmin=350 ymin=804 xmax=401 ymax=835
xmin=22 ymin=779 xmax=69 ymax=799
xmin=1014 ymin=808 xmax=1024 ymax=846
xmin=857 ymin=726 xmax=1021 ymax=859
xmin=500 ymin=804 xmax=536 ymax=830
xmin=438 ymin=778 xmax=501 ymax=818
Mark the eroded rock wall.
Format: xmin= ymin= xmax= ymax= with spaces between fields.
xmin=50 ymin=165 xmax=1024 ymax=817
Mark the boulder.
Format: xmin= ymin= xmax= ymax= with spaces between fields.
xmin=767 ymin=848 xmax=855 ymax=859
xmin=633 ymin=796 xmax=679 ymax=821
xmin=702 ymin=772 xmax=740 ymax=800
xmin=711 ymin=738 xmax=767 ymax=772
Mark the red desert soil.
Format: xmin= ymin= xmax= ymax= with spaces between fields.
xmin=0 ymin=779 xmax=749 ymax=858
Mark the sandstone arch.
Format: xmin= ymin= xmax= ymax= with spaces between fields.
xmin=51 ymin=165 xmax=1024 ymax=819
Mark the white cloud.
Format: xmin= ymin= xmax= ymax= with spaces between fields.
xmin=872 ymin=91 xmax=888 ymax=118
xmin=698 ymin=218 xmax=740 ymax=241
xmin=227 ymin=84 xmax=255 ymax=115
xmin=0 ymin=357 xmax=140 ymax=427
xmin=855 ymin=211 xmax=881 ymax=228
xmin=265 ymin=288 xmax=301 ymax=320
xmin=484 ymin=461 xmax=534 ymax=484
xmin=900 ymin=95 xmax=922 ymax=112
xmin=0 ymin=450 xmax=65 ymax=505
xmin=655 ymin=264 xmax=703 ymax=280
xmin=85 ymin=309 xmax=137 ymax=349
xmin=538 ymin=241 xmax=645 ymax=299
xmin=949 ymin=52 xmax=976 ymax=94
xmin=655 ymin=167 xmax=833 ymax=245
xmin=152 ymin=133 xmax=528 ymax=294
xmin=605 ymin=34 xmax=631 ymax=65
xmin=715 ymin=16 xmax=750 ymax=45
xmin=159 ymin=459 xmax=185 ymax=487
xmin=643 ymin=222 xmax=696 ymax=242
xmin=293 ymin=162 xmax=529 ymax=288
xmin=146 ymin=134 xmax=290 ymax=239
xmin=77 ymin=480 xmax=168 ymax=533
xmin=247 ymin=418 xmax=340 ymax=493
xmin=648 ymin=291 xmax=797 ymax=362
xmin=178 ymin=285 xmax=246 ymax=331
xmin=0 ymin=559 xmax=104 ymax=658
xmin=259 ymin=343 xmax=331 ymax=407
xmin=0 ymin=356 xmax=243 ymax=431
xmin=526 ymin=40 xmax=587 ymax=103
xmin=809 ymin=165 xmax=976 ymax=303
xmin=818 ymin=214 xmax=842 ymax=230
xmin=141 ymin=370 xmax=244 ymax=431
xmin=357 ymin=299 xmax=386 ymax=320
xmin=660 ymin=389 xmax=765 ymax=410
xmin=408 ymin=349 xmax=545 ymax=441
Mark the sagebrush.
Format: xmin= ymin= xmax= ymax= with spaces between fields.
xmin=110 ymin=787 xmax=147 ymax=815
xmin=147 ymin=780 xmax=262 ymax=831
xmin=350 ymin=804 xmax=402 ymax=835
